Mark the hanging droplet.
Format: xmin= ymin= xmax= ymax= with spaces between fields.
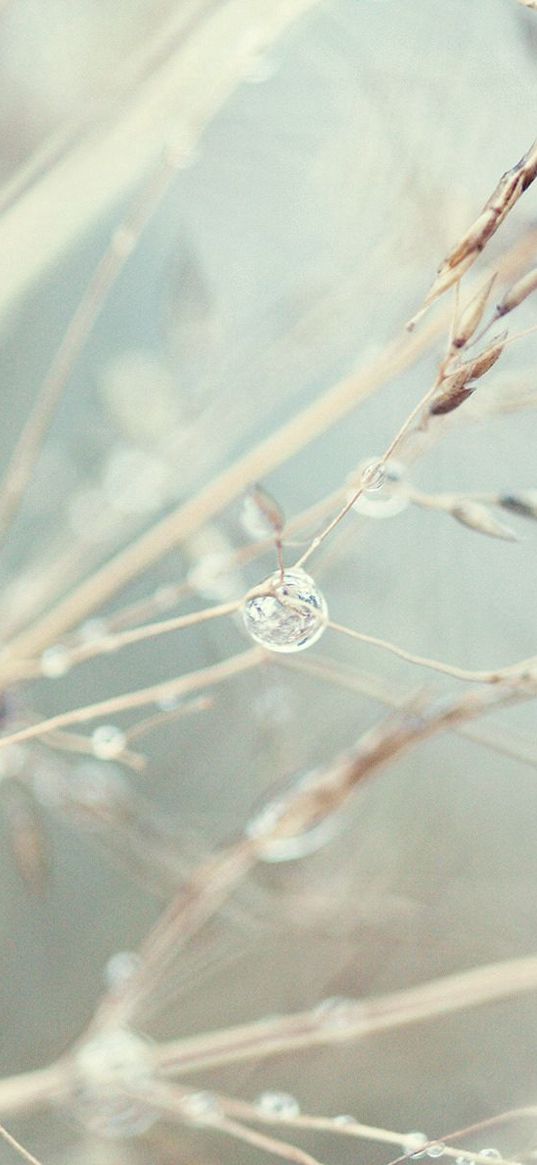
xmin=40 ymin=645 xmax=71 ymax=677
xmin=255 ymin=1092 xmax=300 ymax=1119
xmin=361 ymin=459 xmax=387 ymax=491
xmin=427 ymin=1143 xmax=446 ymax=1158
xmin=181 ymin=1091 xmax=221 ymax=1125
xmin=73 ymin=1028 xmax=157 ymax=1139
xmin=245 ymin=768 xmax=340 ymax=863
xmin=103 ymin=951 xmax=142 ymax=991
xmin=478 ymin=1152 xmax=502 ymax=1161
xmin=333 ymin=1114 xmax=358 ymax=1127
xmin=242 ymin=569 xmax=327 ymax=653
xmin=404 ymin=1132 xmax=429 ymax=1158
xmin=78 ymin=618 xmax=109 ymax=645
xmin=352 ymin=458 xmax=408 ymax=519
xmin=91 ymin=725 xmax=126 ymax=760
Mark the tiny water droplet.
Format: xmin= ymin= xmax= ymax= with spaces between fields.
xmin=427 ymin=1143 xmax=446 ymax=1158
xmin=103 ymin=951 xmax=142 ymax=990
xmin=313 ymin=996 xmax=360 ymax=1032
xmin=404 ymin=1132 xmax=429 ymax=1157
xmin=78 ymin=618 xmax=109 ymax=645
xmin=255 ymin=1091 xmax=300 ymax=1119
xmin=91 ymin=725 xmax=126 ymax=760
xmin=182 ymin=1091 xmax=220 ymax=1125
xmin=40 ymin=645 xmax=71 ymax=677
xmin=73 ymin=1028 xmax=157 ymax=1139
xmin=361 ymin=460 xmax=386 ymax=491
xmin=479 ymin=1152 xmax=502 ymax=1161
xmin=352 ymin=458 xmax=407 ymax=519
xmin=333 ymin=1114 xmax=357 ymax=1127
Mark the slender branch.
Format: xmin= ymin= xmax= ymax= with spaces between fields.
xmin=211 ymin=1114 xmax=328 ymax=1165
xmin=0 ymin=1125 xmax=44 ymax=1165
xmin=15 ymin=600 xmax=241 ymax=682
xmin=93 ymin=680 xmax=525 ymax=1030
xmin=286 ymin=652 xmax=537 ymax=771
xmin=0 ymin=154 xmax=177 ymax=543
xmin=0 ymin=647 xmax=262 ymax=752
xmin=327 ymin=620 xmax=505 ymax=684
xmin=0 ymin=316 xmax=447 ymax=677
xmin=215 ymin=1095 xmax=522 ymax=1165
xmin=156 ymin=953 xmax=537 ymax=1078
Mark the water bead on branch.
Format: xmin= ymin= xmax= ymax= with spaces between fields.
xmin=241 ymin=569 xmax=328 ymax=653
xmin=351 ymin=459 xmax=408 ymax=519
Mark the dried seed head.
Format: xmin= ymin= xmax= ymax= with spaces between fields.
xmin=416 ymin=139 xmax=537 ymax=314
xmin=452 ymin=274 xmax=497 ymax=348
xmin=244 ymin=483 xmax=284 ymax=539
xmin=495 ymin=267 xmax=537 ymax=318
xmin=498 ymin=491 xmax=537 ymax=520
xmin=429 ymin=382 xmax=474 ymax=417
xmin=457 ymin=334 xmax=507 ymax=382
xmin=430 ymin=335 xmax=506 ymax=416
xmin=451 ymin=500 xmax=518 ymax=541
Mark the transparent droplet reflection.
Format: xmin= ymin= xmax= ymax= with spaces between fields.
xmin=242 ymin=569 xmax=327 ymax=653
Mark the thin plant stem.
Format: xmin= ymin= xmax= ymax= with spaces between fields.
xmin=14 ymin=599 xmax=241 ymax=682
xmin=0 ymin=1122 xmax=44 ymax=1165
xmin=327 ymin=620 xmax=504 ymax=684
xmin=0 ymin=647 xmax=263 ymax=752
xmin=287 ymin=652 xmax=537 ymax=771
xmin=0 ymin=316 xmax=448 ymax=674
xmin=155 ymin=953 xmax=537 ymax=1078
xmin=215 ymin=1095 xmax=522 ymax=1165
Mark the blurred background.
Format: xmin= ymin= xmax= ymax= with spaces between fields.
xmin=1 ymin=1 xmax=537 ymax=1162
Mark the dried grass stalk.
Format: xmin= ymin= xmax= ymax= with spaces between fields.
xmin=451 ymin=500 xmax=518 ymax=541
xmin=417 ymin=139 xmax=537 ymax=314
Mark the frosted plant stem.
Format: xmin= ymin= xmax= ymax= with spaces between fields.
xmin=327 ymin=620 xmax=503 ymax=684
xmin=0 ymin=1122 xmax=44 ymax=1165
xmin=0 ymin=647 xmax=263 ymax=752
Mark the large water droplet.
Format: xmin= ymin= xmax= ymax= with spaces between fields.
xmin=242 ymin=569 xmax=327 ymax=653
xmin=73 ymin=1028 xmax=157 ymax=1139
